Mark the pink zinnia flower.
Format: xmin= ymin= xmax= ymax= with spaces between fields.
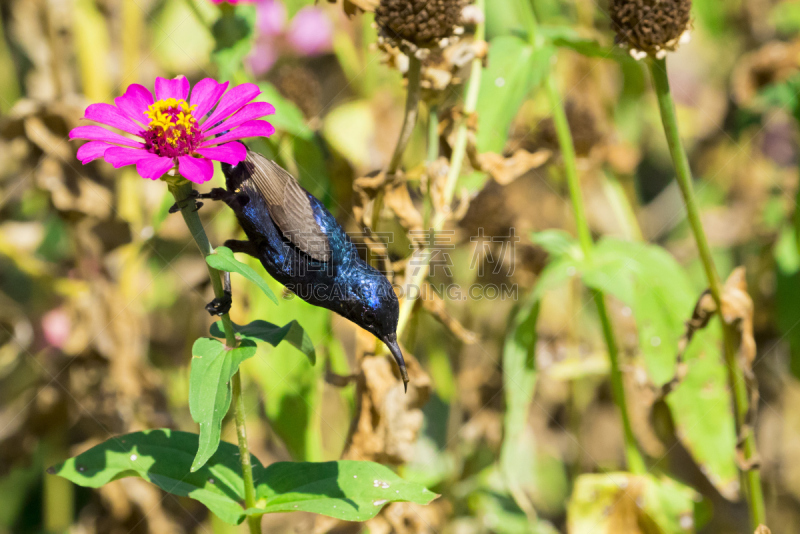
xmin=248 ymin=0 xmax=333 ymax=75
xmin=70 ymin=76 xmax=275 ymax=184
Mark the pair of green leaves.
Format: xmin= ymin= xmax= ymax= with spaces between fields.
xmin=189 ymin=247 xmax=315 ymax=470
xmin=503 ymin=231 xmax=738 ymax=499
xmin=48 ymin=430 xmax=435 ymax=525
xmin=190 ymin=322 xmax=316 ymax=471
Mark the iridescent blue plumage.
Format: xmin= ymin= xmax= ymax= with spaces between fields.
xmin=212 ymin=150 xmax=408 ymax=389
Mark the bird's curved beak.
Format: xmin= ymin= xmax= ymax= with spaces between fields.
xmin=382 ymin=333 xmax=409 ymax=393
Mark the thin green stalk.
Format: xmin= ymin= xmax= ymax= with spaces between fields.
xmin=371 ymin=55 xmax=423 ymax=232
xmin=427 ymin=105 xmax=439 ymax=164
xmin=231 ymin=371 xmax=260 ymax=528
xmin=648 ymin=57 xmax=765 ymax=528
xmin=423 ymin=105 xmax=440 ymax=230
xmin=168 ymin=180 xmax=261 ymax=534
xmin=648 ymin=60 xmax=722 ymax=297
xmin=522 ymin=0 xmax=645 ymax=475
xmin=43 ymin=432 xmax=73 ymax=533
xmin=545 ymin=75 xmax=646 ymax=475
xmin=389 ymin=55 xmax=422 ymax=174
xmin=395 ymin=0 xmax=485 ymax=338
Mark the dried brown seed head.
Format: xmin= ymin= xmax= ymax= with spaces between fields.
xmin=375 ymin=0 xmax=464 ymax=48
xmin=609 ymin=0 xmax=692 ymax=59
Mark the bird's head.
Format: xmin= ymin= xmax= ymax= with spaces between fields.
xmin=342 ymin=267 xmax=408 ymax=390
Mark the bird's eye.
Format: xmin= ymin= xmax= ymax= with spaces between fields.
xmin=364 ymin=310 xmax=376 ymax=323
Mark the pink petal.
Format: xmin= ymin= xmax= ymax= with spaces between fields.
xmin=195 ymin=142 xmax=247 ymax=165
xmin=83 ymin=103 xmax=143 ymax=135
xmin=136 ymin=155 xmax=175 ymax=180
xmin=256 ymin=0 xmax=287 ymax=36
xmin=69 ymin=125 xmax=143 ymax=148
xmin=190 ymin=78 xmax=230 ymax=121
xmin=104 ymin=146 xmax=153 ymax=168
xmin=247 ymin=42 xmax=279 ymax=76
xmin=178 ymin=156 xmax=215 ymax=184
xmin=202 ymin=102 xmax=276 ymax=137
xmin=76 ymin=141 xmax=114 ymax=164
xmin=114 ymin=84 xmax=154 ymax=126
xmin=202 ymin=120 xmax=276 ymax=146
xmin=287 ymin=7 xmax=333 ymax=56
xmin=201 ymin=83 xmax=261 ymax=129
xmin=42 ymin=309 xmax=70 ymax=349
xmin=155 ymin=75 xmax=190 ymax=102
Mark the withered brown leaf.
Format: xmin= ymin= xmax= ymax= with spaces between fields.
xmin=478 ymin=149 xmax=552 ymax=186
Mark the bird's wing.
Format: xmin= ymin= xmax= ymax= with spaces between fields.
xmin=244 ymin=153 xmax=332 ymax=262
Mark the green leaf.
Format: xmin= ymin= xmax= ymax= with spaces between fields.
xmin=583 ymin=239 xmax=695 ymax=385
xmin=532 ymin=254 xmax=581 ymax=301
xmin=579 ymin=238 xmax=739 ymax=500
xmin=476 ymin=36 xmax=554 ymax=153
xmin=529 ymin=237 xmax=739 ymax=496
xmin=48 ymin=431 xmax=437 ymax=524
xmin=206 ymin=246 xmax=278 ymax=304
xmin=666 ymin=319 xmax=740 ymax=500
xmin=500 ymin=281 xmax=571 ymax=517
xmin=47 ymin=429 xmax=253 ymax=525
xmin=502 ymin=295 xmax=539 ymax=447
xmin=211 ymin=320 xmax=316 ymax=365
xmin=500 ymin=291 xmax=540 ymax=494
xmin=530 ymin=229 xmax=580 ymax=259
xmin=252 ymin=460 xmax=437 ymax=520
xmin=568 ymin=473 xmax=698 ymax=533
xmin=190 ymin=338 xmax=257 ymax=471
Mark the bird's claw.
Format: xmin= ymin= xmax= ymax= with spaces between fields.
xmin=205 ymin=291 xmax=232 ymax=316
xmin=169 ymin=190 xmax=201 ymax=214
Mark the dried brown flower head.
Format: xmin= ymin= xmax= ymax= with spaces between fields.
xmin=375 ymin=0 xmax=463 ymax=49
xmin=609 ymin=0 xmax=692 ymax=59
xmin=274 ymin=65 xmax=322 ymax=119
xmin=534 ymin=102 xmax=603 ymax=157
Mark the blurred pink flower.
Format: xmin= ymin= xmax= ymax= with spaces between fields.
xmin=70 ymin=76 xmax=275 ymax=184
xmin=248 ymin=0 xmax=333 ymax=75
xmin=42 ymin=308 xmax=70 ymax=349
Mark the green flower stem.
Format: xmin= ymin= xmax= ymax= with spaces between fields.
xmin=168 ymin=180 xmax=261 ymax=534
xmin=389 ymin=55 xmax=422 ymax=175
xmin=422 ymin=105 xmax=440 ymax=230
xmin=649 ymin=57 xmax=765 ymax=528
xmin=545 ymin=74 xmax=646 ymax=475
xmin=395 ymin=0 xmax=485 ymax=338
xmin=522 ymin=0 xmax=645 ymax=473
xmin=371 ymin=54 xmax=423 ymax=233
xmin=427 ymin=105 xmax=439 ymax=164
xmin=44 ymin=431 xmax=74 ymax=533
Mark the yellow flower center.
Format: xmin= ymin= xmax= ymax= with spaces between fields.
xmin=142 ymin=98 xmax=202 ymax=157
